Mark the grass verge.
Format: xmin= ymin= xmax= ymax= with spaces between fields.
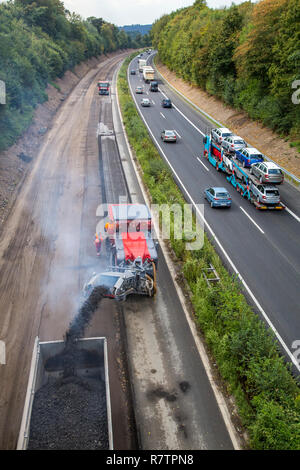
xmin=117 ymin=53 xmax=300 ymax=450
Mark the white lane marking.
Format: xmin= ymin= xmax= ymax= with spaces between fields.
xmin=285 ymin=206 xmax=300 ymax=223
xmin=197 ymin=157 xmax=210 ymax=172
xmin=174 ymin=130 xmax=182 ymax=139
xmin=159 ymin=87 xmax=205 ymax=137
xmin=152 ymin=100 xmax=155 ymax=105
xmin=160 ymin=112 xmax=166 ymax=119
xmin=128 ymin=70 xmax=300 ymax=372
xmin=240 ymin=206 xmax=265 ymax=234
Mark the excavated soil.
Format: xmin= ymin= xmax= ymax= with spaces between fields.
xmin=156 ymin=61 xmax=300 ymax=179
xmin=28 ymin=375 xmax=108 ymax=450
xmin=27 ymin=288 xmax=111 ymax=450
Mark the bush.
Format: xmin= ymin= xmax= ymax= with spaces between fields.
xmin=250 ymin=399 xmax=300 ymax=450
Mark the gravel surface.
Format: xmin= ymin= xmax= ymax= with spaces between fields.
xmin=28 ymin=375 xmax=108 ymax=450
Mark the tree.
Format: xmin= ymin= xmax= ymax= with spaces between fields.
xmin=151 ymin=0 xmax=299 ymax=137
xmin=0 ymin=1 xmax=136 ymax=150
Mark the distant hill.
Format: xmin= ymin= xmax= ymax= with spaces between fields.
xmin=119 ymin=24 xmax=152 ymax=36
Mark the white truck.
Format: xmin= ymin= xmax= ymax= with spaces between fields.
xmin=138 ymin=59 xmax=147 ymax=72
xmin=143 ymin=66 xmax=155 ymax=83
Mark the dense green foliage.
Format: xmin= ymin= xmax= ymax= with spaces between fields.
xmin=0 ymin=0 xmax=145 ymax=151
xmin=118 ymin=55 xmax=300 ymax=449
xmin=151 ymin=0 xmax=300 ymax=141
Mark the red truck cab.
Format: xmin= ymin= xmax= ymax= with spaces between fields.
xmin=105 ymin=204 xmax=158 ymax=269
xmin=98 ymin=81 xmax=110 ymax=95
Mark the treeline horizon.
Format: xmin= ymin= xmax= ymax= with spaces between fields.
xmin=0 ymin=0 xmax=150 ymax=151
xmin=151 ymin=0 xmax=300 ymax=145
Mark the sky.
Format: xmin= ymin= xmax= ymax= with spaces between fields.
xmin=62 ymin=0 xmax=247 ymax=26
xmin=0 ymin=0 xmax=248 ymax=25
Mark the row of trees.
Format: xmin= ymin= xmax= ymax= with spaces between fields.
xmin=0 ymin=0 xmax=149 ymax=150
xmin=151 ymin=0 xmax=300 ymax=140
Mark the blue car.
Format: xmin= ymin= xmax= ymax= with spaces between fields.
xmin=235 ymin=147 xmax=264 ymax=168
xmin=204 ymin=187 xmax=231 ymax=208
xmin=161 ymin=98 xmax=172 ymax=108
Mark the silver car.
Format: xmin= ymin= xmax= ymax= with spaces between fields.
xmin=250 ymin=161 xmax=284 ymax=184
xmin=211 ymin=128 xmax=233 ymax=144
xmin=251 ymin=183 xmax=281 ymax=205
xmin=222 ymin=135 xmax=246 ymax=153
xmin=161 ymin=130 xmax=177 ymax=142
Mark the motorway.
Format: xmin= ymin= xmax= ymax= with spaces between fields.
xmin=128 ymin=53 xmax=300 ymax=372
xmin=0 ymin=50 xmax=236 ymax=450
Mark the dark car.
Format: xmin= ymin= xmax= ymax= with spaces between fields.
xmin=130 ymin=70 xmax=136 ymax=75
xmin=162 ymin=98 xmax=172 ymax=108
xmin=149 ymin=81 xmax=158 ymax=92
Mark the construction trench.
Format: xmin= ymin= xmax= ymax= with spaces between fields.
xmin=0 ymin=51 xmax=235 ymax=450
xmin=27 ymin=56 xmax=138 ymax=450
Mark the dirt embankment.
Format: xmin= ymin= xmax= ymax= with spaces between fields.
xmin=156 ymin=61 xmax=300 ymax=179
xmin=0 ymin=51 xmax=123 ymax=230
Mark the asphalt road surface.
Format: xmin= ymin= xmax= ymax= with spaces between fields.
xmin=129 ymin=53 xmax=300 ymax=372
